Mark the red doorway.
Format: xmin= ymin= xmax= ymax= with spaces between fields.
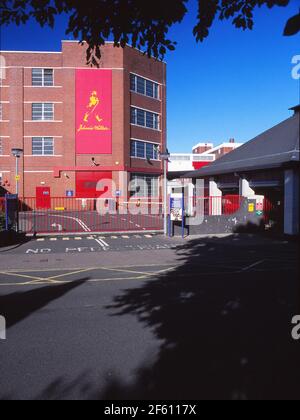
xmin=36 ymin=187 xmax=51 ymax=209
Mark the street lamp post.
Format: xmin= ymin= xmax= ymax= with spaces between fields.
xmin=11 ymin=148 xmax=24 ymax=196
xmin=160 ymin=151 xmax=170 ymax=236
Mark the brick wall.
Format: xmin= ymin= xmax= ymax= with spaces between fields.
xmin=0 ymin=41 xmax=166 ymax=198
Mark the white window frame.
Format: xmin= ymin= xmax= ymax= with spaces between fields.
xmin=32 ymin=103 xmax=54 ymax=121
xmin=130 ymin=139 xmax=160 ymax=161
xmin=32 ymin=137 xmax=54 ymax=156
xmin=130 ymin=107 xmax=160 ymax=131
xmin=32 ymin=68 xmax=54 ymax=87
xmin=130 ymin=73 xmax=160 ymax=100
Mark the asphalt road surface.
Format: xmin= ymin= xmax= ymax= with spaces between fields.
xmin=0 ymin=234 xmax=299 ymax=400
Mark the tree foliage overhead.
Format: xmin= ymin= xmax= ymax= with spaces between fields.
xmin=1 ymin=0 xmax=299 ymax=65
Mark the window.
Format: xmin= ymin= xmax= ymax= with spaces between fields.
xmin=130 ymin=74 xmax=159 ymax=99
xmin=137 ymin=76 xmax=145 ymax=95
xmin=130 ymin=140 xmax=159 ymax=160
xmin=0 ymin=138 xmax=3 ymax=155
xmin=130 ymin=107 xmax=160 ymax=130
xmin=32 ymin=69 xmax=54 ymax=87
xmin=32 ymin=103 xmax=54 ymax=121
xmin=32 ymin=137 xmax=54 ymax=156
xmin=130 ymin=174 xmax=159 ymax=198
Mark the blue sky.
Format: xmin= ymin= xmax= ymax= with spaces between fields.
xmin=1 ymin=0 xmax=300 ymax=152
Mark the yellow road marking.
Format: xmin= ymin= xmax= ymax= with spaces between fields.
xmin=0 ymin=264 xmax=179 ymax=287
xmin=45 ymin=268 xmax=94 ymax=281
xmin=0 ymin=271 xmax=45 ymax=282
xmin=99 ymin=267 xmax=155 ymax=276
xmin=0 ymin=263 xmax=178 ymax=273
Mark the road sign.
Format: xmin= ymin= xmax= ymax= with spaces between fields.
xmin=66 ymin=190 xmax=74 ymax=197
xmin=248 ymin=203 xmax=255 ymax=213
xmin=256 ymin=202 xmax=264 ymax=212
xmin=170 ymin=194 xmax=184 ymax=222
xmin=115 ymin=190 xmax=122 ymax=197
xmin=15 ymin=175 xmax=21 ymax=182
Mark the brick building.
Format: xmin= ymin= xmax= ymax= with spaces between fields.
xmin=0 ymin=41 xmax=166 ymax=202
xmin=192 ymin=139 xmax=242 ymax=160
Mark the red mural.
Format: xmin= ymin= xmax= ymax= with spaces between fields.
xmin=76 ymin=69 xmax=112 ymax=154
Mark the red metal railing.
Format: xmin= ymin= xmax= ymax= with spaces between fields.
xmin=18 ymin=197 xmax=164 ymax=234
xmin=193 ymin=195 xmax=243 ymax=216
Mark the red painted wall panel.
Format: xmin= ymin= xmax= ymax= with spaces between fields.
xmin=76 ymin=171 xmax=113 ymax=198
xmin=76 ymin=69 xmax=112 ymax=154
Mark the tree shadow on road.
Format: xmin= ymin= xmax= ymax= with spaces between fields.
xmin=0 ymin=279 xmax=87 ymax=329
xmin=99 ymin=236 xmax=300 ymax=400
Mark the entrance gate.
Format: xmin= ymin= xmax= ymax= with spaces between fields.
xmin=18 ymin=196 xmax=164 ymax=234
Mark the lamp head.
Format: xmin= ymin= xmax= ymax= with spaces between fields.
xmin=12 ymin=148 xmax=24 ymax=158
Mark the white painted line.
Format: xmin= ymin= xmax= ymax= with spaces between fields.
xmin=62 ymin=238 xmax=70 ymax=241
xmin=75 ymin=237 xmax=82 ymax=241
xmin=111 ymin=236 xmax=118 ymax=239
xmin=87 ymin=236 xmax=95 ymax=240
xmin=48 ymin=213 xmax=91 ymax=232
xmin=122 ymin=236 xmax=130 ymax=239
xmin=144 ymin=235 xmax=152 ymax=238
xmin=50 ymin=238 xmax=57 ymax=241
xmin=241 ymin=260 xmax=265 ymax=272
xmin=94 ymin=238 xmax=110 ymax=249
xmin=36 ymin=238 xmax=45 ymax=242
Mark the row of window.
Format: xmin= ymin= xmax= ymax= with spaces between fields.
xmin=0 ymin=137 xmax=54 ymax=156
xmin=130 ymin=74 xmax=159 ymax=100
xmin=130 ymin=140 xmax=159 ymax=160
xmin=30 ymin=69 xmax=161 ymax=101
xmin=130 ymin=107 xmax=160 ymax=130
xmin=1 ymin=138 xmax=160 ymax=159
xmin=1 ymin=103 xmax=161 ymax=129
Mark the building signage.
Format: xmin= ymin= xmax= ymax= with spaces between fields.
xmin=66 ymin=190 xmax=74 ymax=198
xmin=248 ymin=203 xmax=255 ymax=213
xmin=76 ymin=69 xmax=112 ymax=155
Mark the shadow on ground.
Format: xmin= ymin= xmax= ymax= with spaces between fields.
xmin=98 ymin=236 xmax=300 ymax=400
xmin=2 ymin=235 xmax=300 ymax=400
xmin=0 ymin=279 xmax=87 ymax=328
xmin=0 ymin=231 xmax=32 ymax=251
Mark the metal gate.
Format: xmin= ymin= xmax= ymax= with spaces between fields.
xmin=19 ymin=197 xmax=164 ymax=234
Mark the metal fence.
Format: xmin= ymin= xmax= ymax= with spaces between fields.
xmin=192 ymin=195 xmax=243 ymax=216
xmin=18 ymin=197 xmax=164 ymax=234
